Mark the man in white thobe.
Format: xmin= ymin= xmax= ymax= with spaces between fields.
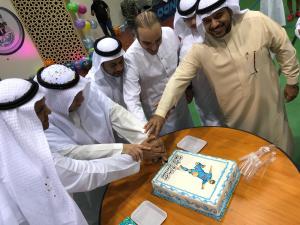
xmin=123 ymin=11 xmax=194 ymax=135
xmin=146 ymin=0 xmax=299 ymax=157
xmin=0 ymin=79 xmax=84 ymax=225
xmin=36 ymin=65 xmax=165 ymax=225
xmin=0 ymin=78 xmax=145 ymax=225
xmin=86 ymin=37 xmax=131 ymax=143
xmin=86 ymin=37 xmax=127 ymax=108
xmin=36 ymin=64 xmax=164 ymax=160
xmin=174 ymin=0 xmax=225 ymax=126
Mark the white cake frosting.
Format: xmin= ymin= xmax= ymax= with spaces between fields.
xmin=152 ymin=150 xmax=240 ymax=220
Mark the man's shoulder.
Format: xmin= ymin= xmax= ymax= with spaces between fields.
xmin=125 ymin=39 xmax=142 ymax=56
xmin=241 ymin=10 xmax=268 ymax=22
xmin=162 ymin=26 xmax=178 ymax=41
xmin=162 ymin=26 xmax=175 ymax=35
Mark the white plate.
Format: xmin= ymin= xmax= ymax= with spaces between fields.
xmin=177 ymin=135 xmax=207 ymax=153
xmin=131 ymin=200 xmax=167 ymax=225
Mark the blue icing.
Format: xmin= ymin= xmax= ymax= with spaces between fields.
xmin=119 ymin=217 xmax=137 ymax=225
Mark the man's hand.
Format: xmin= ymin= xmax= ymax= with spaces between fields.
xmin=122 ymin=144 xmax=151 ymax=161
xmin=141 ymin=135 xmax=168 ymax=163
xmin=284 ymin=84 xmax=299 ymax=102
xmin=144 ymin=115 xmax=165 ymax=137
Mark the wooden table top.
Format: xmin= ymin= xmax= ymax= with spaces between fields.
xmin=101 ymin=127 xmax=300 ymax=225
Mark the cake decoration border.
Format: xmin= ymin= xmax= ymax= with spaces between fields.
xmin=152 ymin=169 xmax=240 ymax=221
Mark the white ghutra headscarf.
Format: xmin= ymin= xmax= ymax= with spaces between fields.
xmin=86 ymin=37 xmax=127 ymax=108
xmin=173 ymin=0 xmax=200 ymax=39
xmin=86 ymin=36 xmax=125 ymax=80
xmin=196 ymin=0 xmax=247 ymax=38
xmin=37 ymin=64 xmax=115 ymax=151
xmin=0 ymin=78 xmax=87 ymax=225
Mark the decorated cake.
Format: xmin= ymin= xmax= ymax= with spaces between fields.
xmin=152 ymin=150 xmax=240 ymax=220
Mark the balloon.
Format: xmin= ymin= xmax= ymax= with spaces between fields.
xmin=80 ymin=57 xmax=92 ymax=70
xmin=83 ymin=20 xmax=91 ymax=31
xmin=78 ymin=4 xmax=87 ymax=14
xmin=81 ymin=56 xmax=90 ymax=62
xmin=66 ymin=2 xmax=72 ymax=11
xmin=70 ymin=62 xmax=76 ymax=71
xmin=82 ymin=37 xmax=94 ymax=49
xmin=89 ymin=19 xmax=98 ymax=29
xmin=66 ymin=2 xmax=78 ymax=13
xmin=44 ymin=59 xmax=55 ymax=67
xmin=72 ymin=3 xmax=79 ymax=13
xmin=88 ymin=51 xmax=93 ymax=60
xmin=74 ymin=60 xmax=82 ymax=70
xmin=74 ymin=19 xmax=85 ymax=29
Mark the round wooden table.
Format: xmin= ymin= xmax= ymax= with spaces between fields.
xmin=101 ymin=127 xmax=300 ymax=225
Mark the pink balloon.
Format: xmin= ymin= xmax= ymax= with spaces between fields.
xmin=78 ymin=4 xmax=87 ymax=14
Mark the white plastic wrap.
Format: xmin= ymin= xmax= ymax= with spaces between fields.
xmin=239 ymin=145 xmax=277 ymax=180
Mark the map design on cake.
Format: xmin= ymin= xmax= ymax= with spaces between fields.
xmin=152 ymin=150 xmax=240 ymax=220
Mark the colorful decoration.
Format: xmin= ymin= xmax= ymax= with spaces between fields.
xmin=74 ymin=19 xmax=85 ymax=29
xmin=88 ymin=48 xmax=94 ymax=53
xmin=74 ymin=60 xmax=82 ymax=70
xmin=88 ymin=48 xmax=94 ymax=60
xmin=0 ymin=7 xmax=25 ymax=55
xmin=66 ymin=2 xmax=78 ymax=13
xmin=82 ymin=37 xmax=94 ymax=49
xmin=80 ymin=58 xmax=92 ymax=70
xmin=89 ymin=19 xmax=97 ymax=29
xmin=78 ymin=4 xmax=87 ymax=14
xmin=64 ymin=2 xmax=93 ymax=72
xmin=64 ymin=56 xmax=92 ymax=72
xmin=82 ymin=20 xmax=91 ymax=33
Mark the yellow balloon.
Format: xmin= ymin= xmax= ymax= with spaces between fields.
xmin=84 ymin=21 xmax=91 ymax=30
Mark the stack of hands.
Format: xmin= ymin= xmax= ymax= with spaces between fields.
xmin=122 ymin=135 xmax=168 ymax=163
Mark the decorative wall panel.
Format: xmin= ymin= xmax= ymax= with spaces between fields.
xmin=11 ymin=0 xmax=87 ymax=64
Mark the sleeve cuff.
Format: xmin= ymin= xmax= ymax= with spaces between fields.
xmin=286 ymin=77 xmax=299 ymax=85
xmin=155 ymin=107 xmax=167 ymax=118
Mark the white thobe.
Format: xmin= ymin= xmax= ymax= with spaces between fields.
xmin=295 ymin=18 xmax=300 ymax=39
xmin=53 ymin=152 xmax=139 ymax=225
xmin=86 ymin=68 xmax=130 ymax=143
xmin=86 ymin=68 xmax=127 ymax=108
xmin=0 ymin=183 xmax=27 ymax=225
xmin=260 ymin=0 xmax=286 ymax=26
xmin=45 ymin=85 xmax=147 ymax=225
xmin=46 ymin=95 xmax=147 ymax=159
xmin=53 ymin=153 xmax=139 ymax=193
xmin=124 ymin=26 xmax=194 ymax=135
xmin=179 ymin=32 xmax=225 ymax=126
